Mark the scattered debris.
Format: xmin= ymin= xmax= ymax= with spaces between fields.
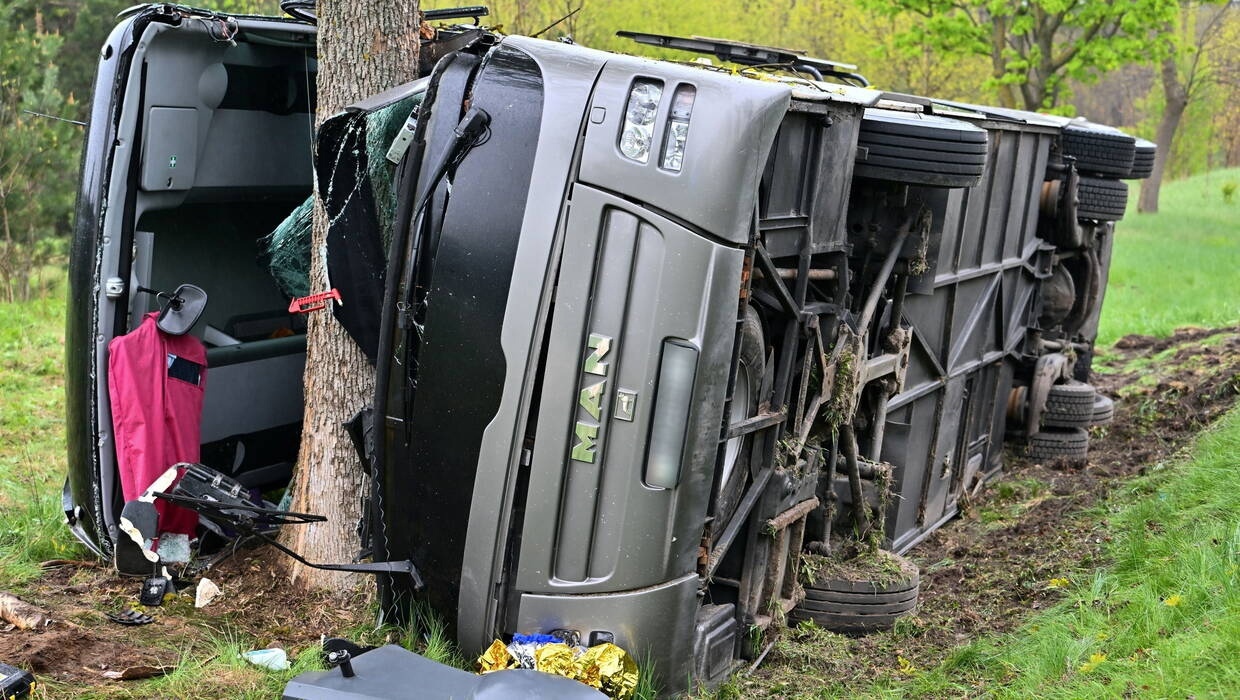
xmin=0 ymin=660 xmax=36 ymax=698
xmin=242 ymin=648 xmax=290 ymax=671
xmin=105 ymin=610 xmax=154 ymax=626
xmin=0 ymin=592 xmax=51 ymax=631
xmin=139 ymin=575 xmax=172 ymax=607
xmin=99 ymin=664 xmax=174 ymax=681
xmin=195 ymin=577 xmax=221 ymax=608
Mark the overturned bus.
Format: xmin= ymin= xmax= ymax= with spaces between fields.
xmin=64 ymin=4 xmax=1150 ymax=694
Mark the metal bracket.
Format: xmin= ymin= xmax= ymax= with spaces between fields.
xmin=1024 ymin=352 xmax=1071 ymax=437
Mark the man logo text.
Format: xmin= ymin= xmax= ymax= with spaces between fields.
xmin=571 ymin=333 xmax=612 ymax=463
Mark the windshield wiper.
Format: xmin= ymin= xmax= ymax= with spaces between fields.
xmin=397 ymin=106 xmax=491 ymax=428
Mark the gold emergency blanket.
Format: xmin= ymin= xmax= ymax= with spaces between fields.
xmin=476 ymin=639 xmax=515 ymax=673
xmin=476 ymin=638 xmax=639 ymax=700
xmin=576 ymin=642 xmax=639 ymax=699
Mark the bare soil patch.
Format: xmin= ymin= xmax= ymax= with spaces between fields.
xmin=0 ymin=563 xmax=177 ymax=686
xmin=0 ymin=548 xmax=368 ymax=696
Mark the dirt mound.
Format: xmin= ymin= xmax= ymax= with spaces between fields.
xmin=0 ymin=564 xmax=176 ymax=685
xmin=0 ymin=624 xmax=168 ymax=685
xmin=0 ymin=548 xmax=369 ymax=691
xmin=201 ymin=544 xmax=371 ymax=645
xmin=1093 ymin=325 xmax=1240 ymax=472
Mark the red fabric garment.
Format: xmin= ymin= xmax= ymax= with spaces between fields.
xmin=108 ymin=312 xmax=206 ymax=537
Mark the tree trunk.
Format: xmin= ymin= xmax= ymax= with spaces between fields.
xmin=990 ymin=15 xmax=1018 ymax=109
xmin=1138 ymin=55 xmax=1189 ymax=214
xmin=279 ymin=0 xmax=420 ymax=592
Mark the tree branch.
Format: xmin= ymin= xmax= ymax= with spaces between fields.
xmin=1050 ymin=0 xmax=1118 ymax=72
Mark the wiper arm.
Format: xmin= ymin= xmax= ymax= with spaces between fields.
xmin=397 ymin=106 xmax=491 ymax=426
xmin=412 ymin=106 xmax=491 ymax=234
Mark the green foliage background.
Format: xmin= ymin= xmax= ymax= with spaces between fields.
xmin=434 ymin=1 xmax=1239 ymax=170
xmin=0 ymin=0 xmax=1235 ymax=300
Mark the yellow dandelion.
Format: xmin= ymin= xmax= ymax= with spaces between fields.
xmin=1047 ymin=577 xmax=1070 ymax=589
xmin=897 ymin=656 xmax=917 ymax=676
xmin=1163 ymin=594 xmax=1183 ymax=607
xmin=1079 ymin=652 xmax=1107 ymax=673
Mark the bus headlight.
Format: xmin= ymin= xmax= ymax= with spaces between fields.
xmin=619 ymin=80 xmax=663 ymax=163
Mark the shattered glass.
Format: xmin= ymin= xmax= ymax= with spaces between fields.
xmin=262 ymin=94 xmax=421 ymax=359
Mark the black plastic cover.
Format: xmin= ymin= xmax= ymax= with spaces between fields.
xmin=0 ymin=662 xmax=35 ymax=699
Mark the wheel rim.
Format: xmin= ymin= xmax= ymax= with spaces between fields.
xmin=719 ymin=358 xmax=753 ymax=490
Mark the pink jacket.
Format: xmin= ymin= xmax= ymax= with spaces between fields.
xmin=107 ymin=312 xmax=206 ymax=537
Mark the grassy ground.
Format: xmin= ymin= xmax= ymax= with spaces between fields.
xmin=1097 ymin=168 xmax=1240 ymax=347
xmin=0 ymin=288 xmax=80 ymax=584
xmin=858 ymin=408 xmax=1240 ymax=698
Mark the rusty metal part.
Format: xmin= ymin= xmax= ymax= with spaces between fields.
xmin=1039 ymin=167 xmax=1082 ymax=247
xmin=726 ymin=408 xmax=786 ymax=440
xmin=1040 ymin=178 xmax=1063 ymax=221
xmin=765 ymin=496 xmax=820 ymax=532
xmin=759 ymin=267 xmax=837 ymax=281
xmin=757 ymin=498 xmax=816 ymax=632
xmin=1007 ymin=385 xmax=1028 ymax=424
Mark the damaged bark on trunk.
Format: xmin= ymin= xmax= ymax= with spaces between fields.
xmin=279 ymin=0 xmax=420 ymax=592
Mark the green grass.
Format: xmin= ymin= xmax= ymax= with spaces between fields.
xmin=1098 ymin=168 xmax=1240 ymax=346
xmin=870 ymin=408 xmax=1240 ymax=698
xmin=50 ymin=632 xmax=329 ymax=699
xmin=0 ymin=283 xmax=83 ymax=583
xmin=977 ymin=477 xmax=1050 ymax=526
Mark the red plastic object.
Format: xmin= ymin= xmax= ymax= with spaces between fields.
xmin=289 ymin=288 xmax=342 ymax=313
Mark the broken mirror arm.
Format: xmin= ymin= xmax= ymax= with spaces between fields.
xmin=153 ymin=463 xmax=424 ymax=588
xmin=136 ymin=283 xmax=208 ymax=335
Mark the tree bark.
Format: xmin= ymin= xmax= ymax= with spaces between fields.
xmin=279 ymin=0 xmax=419 ymax=592
xmin=1138 ymin=55 xmax=1189 ymax=214
xmin=1138 ymin=3 xmax=1235 ymax=213
xmin=989 ymin=14 xmax=1018 ymax=109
